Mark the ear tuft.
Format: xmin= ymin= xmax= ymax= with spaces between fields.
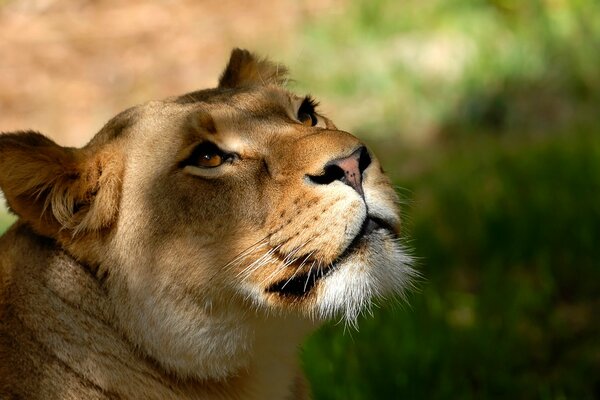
xmin=218 ymin=48 xmax=289 ymax=89
xmin=73 ymin=144 xmax=123 ymax=234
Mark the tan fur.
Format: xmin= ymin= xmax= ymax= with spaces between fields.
xmin=0 ymin=49 xmax=413 ymax=399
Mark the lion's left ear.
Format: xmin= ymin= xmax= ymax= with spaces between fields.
xmin=218 ymin=48 xmax=288 ymax=89
xmin=0 ymin=131 xmax=123 ymax=239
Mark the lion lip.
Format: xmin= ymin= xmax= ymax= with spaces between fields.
xmin=266 ymin=270 xmax=327 ymax=298
xmin=363 ymin=216 xmax=395 ymax=236
xmin=265 ymin=216 xmax=396 ymax=298
xmin=265 ymin=253 xmax=335 ymax=298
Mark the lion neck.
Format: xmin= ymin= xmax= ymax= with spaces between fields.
xmin=2 ymin=223 xmax=313 ymax=399
xmin=102 ymin=253 xmax=316 ymax=397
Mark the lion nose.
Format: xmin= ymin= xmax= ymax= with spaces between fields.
xmin=308 ymin=146 xmax=371 ymax=195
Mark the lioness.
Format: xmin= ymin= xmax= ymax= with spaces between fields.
xmin=0 ymin=49 xmax=413 ymax=399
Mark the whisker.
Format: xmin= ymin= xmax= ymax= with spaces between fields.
xmin=223 ymin=241 xmax=269 ymax=271
xmin=238 ymin=244 xmax=282 ymax=279
xmin=279 ymin=253 xmax=314 ymax=291
xmin=303 ymin=259 xmax=316 ymax=292
xmin=257 ymin=242 xmax=310 ymax=287
xmin=205 ymin=236 xmax=271 ymax=285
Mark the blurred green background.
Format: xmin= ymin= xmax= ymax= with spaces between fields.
xmin=289 ymin=1 xmax=600 ymax=398
xmin=1 ymin=0 xmax=599 ymax=398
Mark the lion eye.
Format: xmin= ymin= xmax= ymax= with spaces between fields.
xmin=297 ymin=96 xmax=319 ymax=127
xmin=298 ymin=111 xmax=316 ymax=127
xmin=198 ymin=152 xmax=223 ymax=168
xmin=181 ymin=141 xmax=230 ymax=169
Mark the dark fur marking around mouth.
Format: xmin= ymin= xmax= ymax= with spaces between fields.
xmin=266 ymin=272 xmax=322 ymax=298
xmin=265 ymin=216 xmax=396 ymax=298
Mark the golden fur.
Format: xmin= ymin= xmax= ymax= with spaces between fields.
xmin=0 ymin=49 xmax=413 ymax=399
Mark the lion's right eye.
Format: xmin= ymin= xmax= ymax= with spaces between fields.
xmin=297 ymin=96 xmax=319 ymax=127
xmin=181 ymin=142 xmax=230 ymax=169
xmin=198 ymin=150 xmax=223 ymax=168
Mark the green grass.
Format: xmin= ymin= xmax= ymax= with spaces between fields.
xmin=0 ymin=210 xmax=15 ymax=234
xmin=302 ymin=131 xmax=600 ymax=399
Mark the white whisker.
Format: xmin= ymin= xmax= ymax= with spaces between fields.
xmin=303 ymin=259 xmax=316 ymax=292
xmin=257 ymin=242 xmax=311 ymax=286
xmin=237 ymin=244 xmax=282 ymax=279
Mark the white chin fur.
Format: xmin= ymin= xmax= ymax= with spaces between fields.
xmin=314 ymin=231 xmax=415 ymax=324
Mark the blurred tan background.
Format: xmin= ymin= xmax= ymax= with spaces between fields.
xmin=0 ymin=0 xmax=342 ymax=146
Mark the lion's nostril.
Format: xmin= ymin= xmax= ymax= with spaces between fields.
xmin=358 ymin=146 xmax=371 ymax=174
xmin=307 ymin=146 xmax=369 ymax=195
xmin=309 ymin=164 xmax=345 ymax=185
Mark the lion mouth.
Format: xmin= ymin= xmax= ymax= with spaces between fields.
xmin=266 ymin=271 xmax=324 ymax=298
xmin=265 ymin=216 xmax=395 ymax=298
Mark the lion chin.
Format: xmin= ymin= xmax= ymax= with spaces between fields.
xmin=0 ymin=49 xmax=415 ymax=399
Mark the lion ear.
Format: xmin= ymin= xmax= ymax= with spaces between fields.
xmin=0 ymin=131 xmax=123 ymax=239
xmin=218 ymin=48 xmax=289 ymax=88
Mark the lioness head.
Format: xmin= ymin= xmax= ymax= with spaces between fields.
xmin=0 ymin=49 xmax=413 ymax=382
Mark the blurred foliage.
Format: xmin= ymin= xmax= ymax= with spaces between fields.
xmin=0 ymin=209 xmax=15 ymax=231
xmin=287 ymin=0 xmax=600 ymax=141
xmin=293 ymin=0 xmax=600 ymax=398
